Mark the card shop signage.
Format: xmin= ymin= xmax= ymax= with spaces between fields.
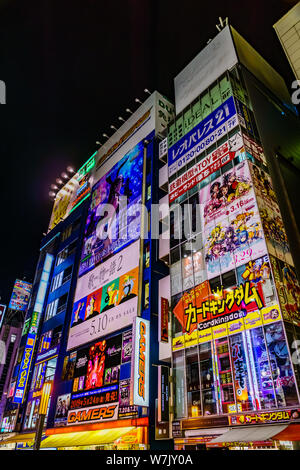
xmin=67 ymin=402 xmax=119 ymax=425
xmin=228 ymin=410 xmax=296 ymax=426
xmin=158 ymin=365 xmax=169 ymax=422
xmin=168 ymin=96 xmax=238 ymax=176
xmin=173 ymin=281 xmax=264 ymax=334
xmin=160 ymin=298 xmax=169 ymax=343
xmin=132 ymin=317 xmax=150 ymax=407
xmin=169 ymin=134 xmax=243 ymax=203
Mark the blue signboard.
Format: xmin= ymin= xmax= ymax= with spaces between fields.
xmin=168 ymin=96 xmax=238 ymax=176
xmin=13 ymin=254 xmax=54 ymax=404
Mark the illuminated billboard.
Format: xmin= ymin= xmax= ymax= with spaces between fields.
xmin=48 ymin=152 xmax=96 ymax=232
xmin=168 ymin=96 xmax=239 ymax=177
xmin=13 ymin=254 xmax=53 ymax=404
xmin=8 ymin=279 xmax=32 ymax=312
xmin=79 ymin=142 xmax=143 ymax=277
xmin=169 ymin=132 xmax=244 ymax=203
xmin=132 ymin=317 xmax=150 ymax=408
xmin=59 ymin=329 xmax=135 ymax=426
xmin=67 ymin=240 xmax=140 ymax=350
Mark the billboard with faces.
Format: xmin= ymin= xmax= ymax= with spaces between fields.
xmin=79 ymin=141 xmax=144 ymax=277
xmin=204 ymin=205 xmax=267 ymax=280
xmin=67 ymin=240 xmax=139 ymax=350
xmin=64 ymin=330 xmax=133 ymax=426
xmin=200 ymin=160 xmax=255 ymax=230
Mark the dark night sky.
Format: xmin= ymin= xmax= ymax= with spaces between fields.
xmin=0 ymin=0 xmax=298 ymax=305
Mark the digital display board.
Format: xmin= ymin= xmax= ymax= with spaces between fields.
xmin=8 ymin=279 xmax=32 ymax=312
xmin=79 ymin=141 xmax=144 ymax=277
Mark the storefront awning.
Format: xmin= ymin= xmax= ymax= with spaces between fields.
xmin=40 ymin=427 xmax=135 ymax=449
xmin=210 ymin=425 xmax=288 ymax=443
xmin=272 ymin=424 xmax=300 ymax=441
xmin=0 ymin=432 xmax=36 ymax=445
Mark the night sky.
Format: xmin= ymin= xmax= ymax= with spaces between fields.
xmin=0 ymin=0 xmax=298 ymax=305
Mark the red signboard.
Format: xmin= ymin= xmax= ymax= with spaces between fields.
xmin=160 ymin=298 xmax=169 ymax=343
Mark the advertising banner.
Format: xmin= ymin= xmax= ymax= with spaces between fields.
xmin=243 ymin=133 xmax=267 ymax=165
xmin=205 ymin=204 xmax=267 ymax=279
xmin=54 ymin=394 xmax=71 ymax=427
xmin=8 ymin=279 xmax=32 ymax=312
xmin=48 ymin=153 xmax=96 ymax=231
xmin=79 ymin=143 xmax=143 ymax=276
xmin=200 ymin=160 xmax=254 ymax=229
xmin=270 ymin=255 xmax=300 ymax=325
xmin=168 ymin=96 xmax=239 ymax=176
xmin=0 ymin=304 xmax=6 ymax=329
xmin=169 ymin=133 xmax=244 ymax=203
xmin=67 ymin=243 xmax=139 ymax=350
xmin=67 ymin=402 xmax=119 ymax=426
xmin=172 ymin=280 xmax=265 ymax=335
xmin=132 ymin=317 xmax=150 ymax=407
xmin=62 ymin=329 xmax=134 ymax=426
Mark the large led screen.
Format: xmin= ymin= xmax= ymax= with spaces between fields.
xmin=79 ymin=141 xmax=144 ymax=277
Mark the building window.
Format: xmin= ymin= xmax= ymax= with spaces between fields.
xmin=45 ymin=299 xmax=58 ymax=321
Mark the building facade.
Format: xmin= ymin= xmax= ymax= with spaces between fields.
xmin=167 ymin=25 xmax=300 ymax=450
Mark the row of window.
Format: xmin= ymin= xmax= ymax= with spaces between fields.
xmin=173 ymin=322 xmax=299 ymax=419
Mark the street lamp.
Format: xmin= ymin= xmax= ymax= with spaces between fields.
xmin=33 ymin=381 xmax=52 ymax=451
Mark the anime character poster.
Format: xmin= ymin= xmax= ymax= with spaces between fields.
xmin=258 ymin=197 xmax=292 ymax=264
xmin=119 ymin=379 xmax=130 ymax=407
xmin=100 ymin=279 xmax=120 ymax=313
xmin=200 ymin=160 xmax=254 ymax=228
xmin=205 ymin=208 xmax=267 ymax=278
xmin=79 ymin=141 xmax=144 ymax=276
xmin=204 ymin=217 xmax=235 ymax=278
xmin=230 ymin=208 xmax=266 ymax=268
xmin=85 ymin=340 xmax=107 ymax=390
xmin=71 ymin=297 xmax=87 ymax=327
xmin=84 ymin=288 xmax=102 ymax=321
xmin=118 ymin=267 xmax=139 ymax=305
xmin=54 ymin=394 xmax=71 ymax=426
xmin=237 ymin=255 xmax=275 ymax=306
xmin=249 ymin=162 xmax=277 ymax=208
xmin=270 ymin=255 xmax=300 ymax=325
xmin=122 ymin=330 xmax=132 ymax=364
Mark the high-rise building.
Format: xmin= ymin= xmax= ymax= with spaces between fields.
xmin=0 ymin=92 xmax=175 ymax=450
xmin=274 ymin=2 xmax=300 ymax=82
xmin=166 ymin=24 xmax=300 ymax=451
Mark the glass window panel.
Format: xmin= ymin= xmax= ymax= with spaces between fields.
xmin=199 ymin=342 xmax=217 ymax=415
xmin=264 ymin=322 xmax=299 ymax=407
xmin=173 ymin=350 xmax=186 ymax=419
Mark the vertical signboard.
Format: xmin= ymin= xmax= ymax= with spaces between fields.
xmin=158 ymin=365 xmax=169 ymax=422
xmin=8 ymin=280 xmax=32 ymax=312
xmin=132 ymin=317 xmax=150 ymax=407
xmin=160 ymin=298 xmax=169 ymax=343
xmin=13 ymin=254 xmax=54 ymax=404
